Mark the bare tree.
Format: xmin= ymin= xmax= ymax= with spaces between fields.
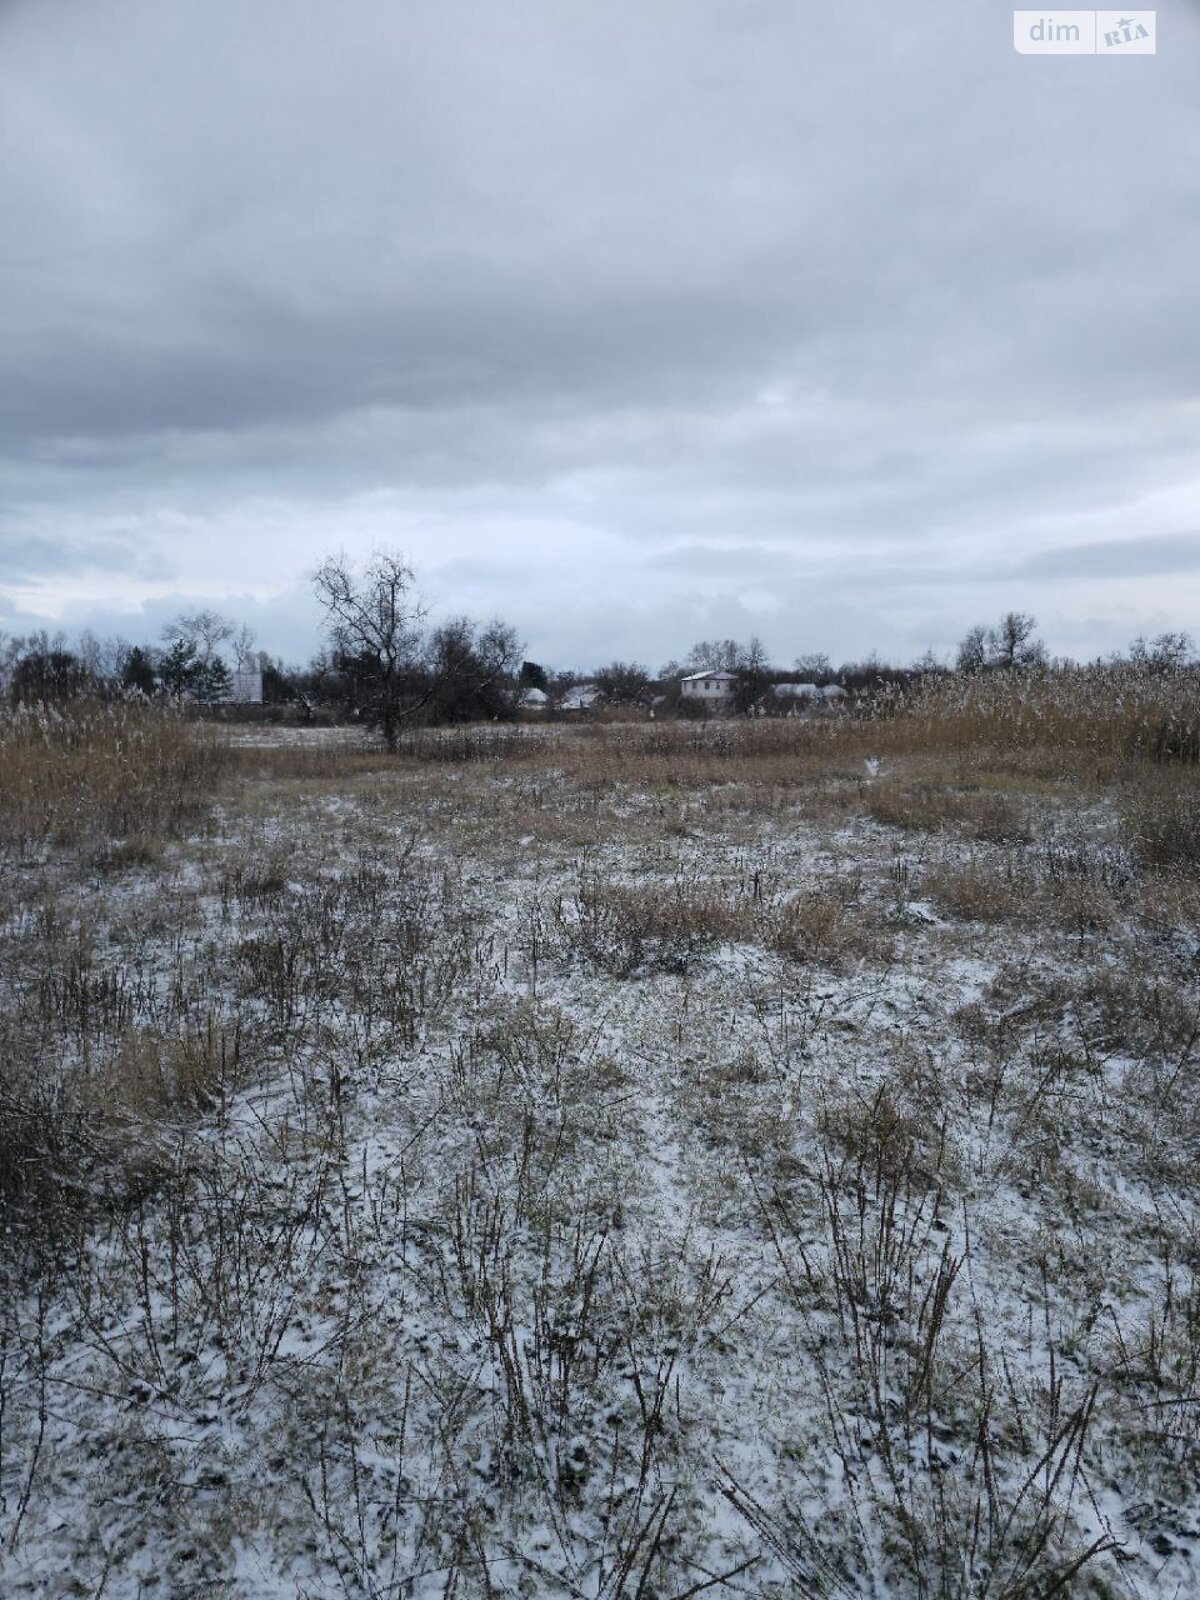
xmin=424 ymin=616 xmax=523 ymax=722
xmin=74 ymin=632 xmax=134 ymax=682
xmin=313 ymin=551 xmax=427 ymax=749
xmin=593 ymin=661 xmax=651 ymax=707
xmin=956 ymin=624 xmax=989 ymax=675
xmin=956 ymin=614 xmax=1046 ymax=673
xmin=989 ymin=611 xmax=1045 ymax=669
xmin=163 ymin=608 xmax=235 ymax=666
xmin=911 ymin=648 xmax=946 ymax=674
xmin=231 ymin=624 xmax=258 ymax=669
xmin=1128 ymin=631 xmax=1194 ymax=672
xmin=75 ymin=630 xmax=106 ymax=680
xmin=685 ymin=638 xmax=743 ymax=673
xmin=793 ymin=651 xmax=832 ymax=679
xmin=734 ymin=635 xmax=773 ymax=712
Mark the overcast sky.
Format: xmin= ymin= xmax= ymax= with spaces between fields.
xmin=2 ymin=0 xmax=1198 ymax=671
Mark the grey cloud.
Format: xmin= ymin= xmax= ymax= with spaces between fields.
xmin=1019 ymin=531 xmax=1200 ymax=580
xmin=638 ymin=544 xmax=800 ymax=578
xmin=1 ymin=0 xmax=1198 ymax=666
xmin=0 ymin=526 xmax=173 ymax=584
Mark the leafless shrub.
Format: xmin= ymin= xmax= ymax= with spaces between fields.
xmin=233 ymin=847 xmax=469 ymax=1051
xmin=817 ymin=1081 xmax=951 ymax=1194
xmin=1122 ymin=778 xmax=1200 ymax=875
xmin=0 ymin=870 xmax=264 ymax=1241
xmin=88 ymin=1017 xmax=244 ymax=1119
xmin=1047 ymin=875 xmax=1122 ymax=938
xmin=0 ymin=1021 xmax=248 ymax=1259
xmin=677 ymin=1044 xmax=798 ymax=1188
xmin=769 ymin=889 xmax=885 ymax=968
xmin=425 ymin=1129 xmax=731 ymax=1596
xmin=441 ymin=1001 xmax=628 ymax=1237
xmin=926 ymin=858 xmax=1031 ymax=923
xmin=555 ymin=866 xmax=752 ymax=977
xmin=0 ymin=1039 xmax=96 ymax=1225
xmin=393 ymin=725 xmax=545 ymax=764
xmin=1064 ymin=967 xmax=1199 ymax=1078
xmin=70 ymin=1133 xmax=333 ymax=1404
xmin=1140 ymin=869 xmax=1200 ymax=938
xmin=751 ymin=1143 xmax=1114 ymax=1598
xmin=1100 ymin=1220 xmax=1200 ymax=1529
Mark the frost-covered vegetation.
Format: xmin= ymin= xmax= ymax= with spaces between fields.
xmin=1 ymin=675 xmax=1198 ymax=1598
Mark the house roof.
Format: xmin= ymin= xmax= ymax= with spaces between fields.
xmin=559 ymin=682 xmax=600 ymax=709
xmin=681 ymin=669 xmax=737 ymax=682
xmin=774 ymin=681 xmax=819 ymax=698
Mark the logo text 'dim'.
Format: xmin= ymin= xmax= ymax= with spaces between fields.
xmin=1013 ymin=11 xmax=1156 ymax=53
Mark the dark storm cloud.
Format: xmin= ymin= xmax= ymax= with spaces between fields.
xmin=1 ymin=0 xmax=1198 ymax=666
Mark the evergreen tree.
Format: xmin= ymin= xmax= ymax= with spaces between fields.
xmin=121 ymin=646 xmax=158 ymax=696
xmin=160 ymin=640 xmax=201 ymax=698
xmin=194 ymin=657 xmax=232 ymax=706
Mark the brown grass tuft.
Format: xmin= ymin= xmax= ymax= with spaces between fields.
xmin=0 ymin=698 xmax=228 ymax=850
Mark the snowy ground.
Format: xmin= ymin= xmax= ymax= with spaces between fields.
xmin=2 ymin=725 xmax=1198 ymax=1597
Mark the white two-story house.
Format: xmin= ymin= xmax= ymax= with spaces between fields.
xmin=679 ymin=669 xmax=737 ymax=707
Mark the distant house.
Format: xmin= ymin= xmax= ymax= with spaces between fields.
xmin=229 ymin=669 xmax=264 ymax=705
xmin=518 ymin=686 xmax=548 ymax=712
xmin=773 ymin=681 xmax=819 ymax=704
xmin=770 ymin=681 xmax=848 ymax=716
xmin=559 ymin=683 xmax=601 ymax=712
xmin=680 ymin=669 xmax=737 ymax=707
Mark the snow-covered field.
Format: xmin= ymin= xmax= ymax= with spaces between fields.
xmin=2 ymin=723 xmax=1198 ymax=1597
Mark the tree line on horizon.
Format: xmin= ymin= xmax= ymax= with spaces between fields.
xmin=1 ymin=550 xmax=1195 ymax=745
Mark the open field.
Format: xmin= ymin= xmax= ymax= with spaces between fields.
xmin=2 ymin=698 xmax=1199 ymax=1599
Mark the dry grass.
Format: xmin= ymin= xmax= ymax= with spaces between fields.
xmin=5 ymin=679 xmax=1200 ymax=1596
xmin=925 ymin=857 xmax=1031 ymax=922
xmin=924 ymin=852 xmax=1129 ymax=933
xmin=556 ymin=870 xmax=753 ymax=976
xmin=769 ymin=887 xmax=887 ymax=967
xmin=869 ymin=661 xmax=1200 ymax=767
xmin=864 ymin=778 xmax=1033 ymax=843
xmin=1121 ymin=773 xmax=1200 ymax=875
xmin=0 ymin=698 xmax=228 ymax=850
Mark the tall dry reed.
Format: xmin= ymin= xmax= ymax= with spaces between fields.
xmin=0 ymin=697 xmax=229 ymax=849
